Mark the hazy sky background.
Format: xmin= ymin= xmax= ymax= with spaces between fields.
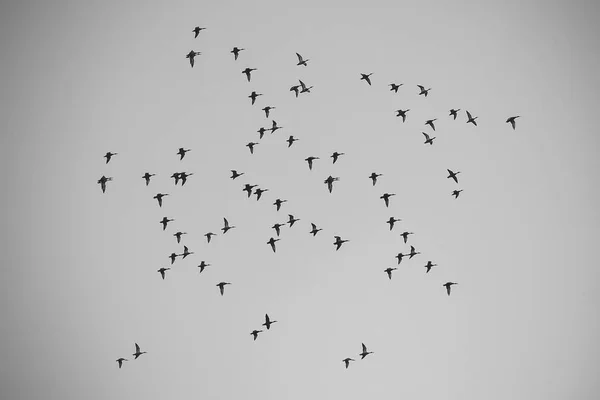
xmin=2 ymin=1 xmax=600 ymax=399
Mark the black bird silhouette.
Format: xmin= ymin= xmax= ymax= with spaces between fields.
xmin=242 ymin=67 xmax=257 ymax=82
xmin=158 ymin=267 xmax=170 ymax=280
xmin=380 ymin=193 xmax=396 ymax=207
xmin=400 ymin=231 xmax=414 ymax=244
xmin=177 ymin=147 xmax=191 ymax=160
xmin=452 ymin=189 xmax=463 ymax=199
xmin=231 ymin=47 xmax=244 ymax=60
xmin=422 ymin=132 xmax=436 ymax=145
xmin=263 ymin=314 xmax=278 ymax=329
xmin=169 ymin=252 xmax=179 ymax=265
xmin=396 ymin=252 xmax=407 ymax=265
xmin=466 ymin=110 xmax=478 ymax=126
xmin=333 ymin=236 xmax=349 ymax=250
xmin=243 ymin=184 xmax=257 ymax=198
xmin=142 ymin=172 xmax=155 ymax=186
xmin=299 ymin=79 xmax=313 ymax=93
xmin=287 ymin=214 xmax=300 ymax=227
xmin=222 ymin=218 xmax=235 ymax=234
xmin=425 ymin=119 xmax=437 ymax=131
xmin=331 ymin=152 xmax=345 ymax=164
xmin=217 ymin=282 xmax=231 ymax=296
xmin=296 ymin=53 xmax=309 ymax=66
xmin=272 ymin=223 xmax=285 ymax=236
xmin=170 ymin=172 xmax=181 ymax=185
xmin=174 ymin=231 xmax=187 ymax=243
xmin=343 ymin=358 xmax=355 ymax=369
xmin=250 ymin=330 xmax=263 ymax=341
xmin=116 ymin=358 xmax=128 ymax=368
xmin=133 ymin=343 xmax=147 ymax=359
xmin=98 ymin=176 xmax=112 ymax=193
xmin=197 ymin=261 xmax=211 ymax=273
xmin=179 ymin=172 xmax=193 ymax=186
xmin=290 ymin=85 xmax=300 ymax=97
xmin=257 ymin=127 xmax=267 ymax=139
xmin=449 ymin=109 xmax=461 ymax=120
xmin=417 ymin=85 xmax=431 ymax=97
xmin=409 ymin=245 xmax=421 ymax=259
xmin=186 ymin=50 xmax=201 ymax=67
xmin=396 ymin=109 xmax=410 ymax=122
xmin=267 ymin=238 xmax=280 ymax=253
xmin=443 ymin=282 xmax=457 ymax=296
xmin=254 ymin=187 xmax=269 ymax=201
xmin=204 ymin=232 xmax=216 ymax=243
xmin=305 ymin=156 xmax=319 ymax=170
xmin=506 ymin=116 xmax=520 ymax=130
xmin=160 ymin=217 xmax=174 ymax=231
xmin=324 ymin=176 xmax=340 ymax=193
xmin=447 ymin=169 xmax=461 ymax=184
xmin=389 ymin=83 xmax=403 ymax=93
xmin=386 ymin=217 xmax=401 ymax=231
xmin=181 ymin=245 xmax=194 ymax=259
xmin=309 ymin=223 xmax=322 ymax=236
xmin=359 ymin=343 xmax=373 ymax=359
xmin=192 ymin=26 xmax=205 ymax=38
xmin=153 ymin=193 xmax=168 ymax=207
xmin=270 ymin=120 xmax=282 ymax=134
xmin=104 ymin=152 xmax=117 ymax=164
xmin=286 ymin=135 xmax=299 ymax=147
xmin=369 ymin=172 xmax=382 ymax=186
xmin=360 ymin=73 xmax=373 ymax=85
xmin=273 ymin=199 xmax=287 ymax=211
xmin=424 ymin=261 xmax=437 ymax=273
xmin=249 ymin=91 xmax=262 ymax=105
xmin=384 ymin=267 xmax=397 ymax=280
xmin=262 ymin=106 xmax=275 ymax=118
xmin=230 ymin=170 xmax=244 ymax=180
xmin=246 ymin=142 xmax=258 ymax=154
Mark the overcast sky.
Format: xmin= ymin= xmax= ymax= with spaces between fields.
xmin=2 ymin=1 xmax=600 ymax=399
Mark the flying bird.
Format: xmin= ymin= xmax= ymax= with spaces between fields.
xmin=447 ymin=169 xmax=461 ymax=184
xmin=409 ymin=245 xmax=421 ymax=259
xmin=305 ymin=156 xmax=319 ymax=170
xmin=466 ymin=110 xmax=478 ymax=126
xmin=181 ymin=245 xmax=194 ymax=259
xmin=254 ymin=187 xmax=269 ymax=201
xmin=179 ymin=172 xmax=193 ymax=186
xmin=425 ymin=119 xmax=437 ymax=131
xmin=98 ymin=176 xmax=112 ymax=193
xmin=222 ymin=218 xmax=235 ymax=234
xmin=170 ymin=172 xmax=181 ymax=185
xmin=231 ymin=47 xmax=244 ymax=60
xmin=290 ymin=85 xmax=300 ymax=97
xmin=197 ymin=261 xmax=211 ymax=273
xmin=192 ymin=26 xmax=205 ymax=38
xmin=296 ymin=52 xmax=309 ymax=66
xmin=205 ymin=232 xmax=216 ymax=243
xmin=333 ymin=236 xmax=349 ymax=250
xmin=342 ymin=358 xmax=355 ymax=369
xmin=243 ymin=184 xmax=257 ymax=198
xmin=369 ymin=172 xmax=382 ymax=186
xmin=324 ymin=176 xmax=340 ymax=193
xmin=287 ymin=214 xmax=300 ymax=227
xmin=417 ymin=85 xmax=431 ymax=97
xmin=133 ymin=343 xmax=147 ymax=359
xmin=386 ymin=217 xmax=401 ymax=231
xmin=380 ymin=193 xmax=396 ymax=208
xmin=263 ymin=314 xmax=278 ymax=329
xmin=396 ymin=109 xmax=410 ymax=122
xmin=286 ymin=135 xmax=299 ymax=147
xmin=331 ymin=152 xmax=345 ymax=164
xmin=400 ymin=231 xmax=414 ymax=244
xmin=272 ymin=223 xmax=285 ymax=236
xmin=153 ymin=193 xmax=169 ymax=207
xmin=299 ymin=79 xmax=313 ymax=93
xmin=270 ymin=120 xmax=283 ymax=134
xmin=177 ymin=147 xmax=191 ymax=160
xmin=250 ymin=330 xmax=263 ymax=341
xmin=142 ymin=172 xmax=155 ymax=186
xmin=242 ymin=67 xmax=257 ymax=82
xmin=389 ymin=83 xmax=403 ymax=93
xmin=104 ymin=152 xmax=117 ymax=164
xmin=249 ymin=91 xmax=262 ymax=105
xmin=452 ymin=189 xmax=463 ymax=199
xmin=160 ymin=217 xmax=174 ymax=231
xmin=506 ymin=116 xmax=520 ymax=130
xmin=267 ymin=237 xmax=280 ymax=253
xmin=157 ymin=267 xmax=170 ymax=280
xmin=116 ymin=358 xmax=128 ymax=368
xmin=396 ymin=252 xmax=407 ymax=265
xmin=422 ymin=132 xmax=436 ymax=145
xmin=424 ymin=261 xmax=437 ymax=273
xmin=273 ymin=199 xmax=287 ymax=211
xmin=169 ymin=252 xmax=179 ymax=265
xmin=309 ymin=223 xmax=322 ymax=236
xmin=449 ymin=109 xmax=461 ymax=120
xmin=257 ymin=127 xmax=267 ymax=139
xmin=230 ymin=170 xmax=244 ymax=180
xmin=262 ymin=106 xmax=275 ymax=118
xmin=384 ymin=267 xmax=397 ymax=280
xmin=173 ymin=231 xmax=187 ymax=244
xmin=186 ymin=50 xmax=201 ymax=67
xmin=443 ymin=282 xmax=457 ymax=296
xmin=359 ymin=343 xmax=373 ymax=359
xmin=216 ymin=282 xmax=231 ymax=296
xmin=360 ymin=73 xmax=373 ymax=85
xmin=246 ymin=142 xmax=258 ymax=154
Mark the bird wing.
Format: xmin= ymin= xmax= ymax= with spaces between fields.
xmin=296 ymin=53 xmax=303 ymax=62
xmin=311 ymin=223 xmax=317 ymax=230
xmin=362 ymin=343 xmax=367 ymax=352
xmin=466 ymin=110 xmax=472 ymax=119
xmin=298 ymin=80 xmax=307 ymax=90
xmin=422 ymin=132 xmax=430 ymax=140
xmin=417 ymin=85 xmax=425 ymax=91
xmin=510 ymin=119 xmax=516 ymax=129
xmin=223 ymin=218 xmax=229 ymax=228
xmin=135 ymin=343 xmax=140 ymax=353
xmin=446 ymin=285 xmax=451 ymax=295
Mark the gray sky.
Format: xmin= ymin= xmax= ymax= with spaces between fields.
xmin=2 ymin=1 xmax=600 ymax=399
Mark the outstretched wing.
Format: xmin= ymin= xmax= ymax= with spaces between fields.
xmin=223 ymin=218 xmax=229 ymax=228
xmin=362 ymin=343 xmax=367 ymax=353
xmin=296 ymin=53 xmax=303 ymax=62
xmin=422 ymin=132 xmax=430 ymax=140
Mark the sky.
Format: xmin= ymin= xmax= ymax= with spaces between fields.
xmin=1 ymin=0 xmax=600 ymax=399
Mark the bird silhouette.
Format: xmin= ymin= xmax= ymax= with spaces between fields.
xmin=186 ymin=50 xmax=201 ymax=67
xmin=449 ymin=109 xmax=461 ymax=120
xmin=290 ymin=85 xmax=300 ymax=97
xmin=342 ymin=358 xmax=355 ymax=369
xmin=204 ymin=232 xmax=216 ymax=243
xmin=452 ymin=189 xmax=463 ymax=199
xmin=197 ymin=261 xmax=211 ymax=273
xmin=217 ymin=282 xmax=231 ymax=296
xmin=422 ymin=132 xmax=436 ymax=145
xmin=272 ymin=223 xmax=285 ymax=236
xmin=104 ymin=152 xmax=117 ymax=164
xmin=447 ymin=169 xmax=461 ymax=184
xmin=179 ymin=172 xmax=193 ymax=186
xmin=400 ymin=231 xmax=414 ymax=244
xmin=287 ymin=214 xmax=300 ymax=227
xmin=424 ymin=261 xmax=437 ymax=273
xmin=243 ymin=184 xmax=257 ymax=198
xmin=242 ymin=67 xmax=257 ymax=82
xmin=257 ymin=127 xmax=267 ymax=139
xmin=153 ymin=193 xmax=168 ymax=207
xmin=133 ymin=343 xmax=147 ymax=359
xmin=254 ymin=188 xmax=269 ymax=201
xmin=369 ymin=172 xmax=382 ymax=186
xmin=181 ymin=245 xmax=194 ymax=259
xmin=324 ymin=176 xmax=340 ymax=193
xmin=142 ymin=172 xmax=155 ymax=186
xmin=270 ymin=120 xmax=283 ymax=134
xmin=116 ymin=358 xmax=128 ymax=368
xmin=380 ymin=193 xmax=396 ymax=207
xmin=98 ymin=176 xmax=112 ymax=193
xmin=250 ymin=330 xmax=263 ymax=341
xmin=169 ymin=252 xmax=179 ymax=265
xmin=273 ymin=199 xmax=287 ymax=211
xmin=396 ymin=109 xmax=410 ymax=122
xmin=160 ymin=217 xmax=174 ymax=231
xmin=230 ymin=170 xmax=244 ymax=180
xmin=158 ymin=267 xmax=170 ymax=280
xmin=384 ymin=267 xmax=397 ymax=280
xmin=360 ymin=73 xmax=373 ymax=85
xmin=466 ymin=110 xmax=478 ymax=126
xmin=246 ymin=142 xmax=258 ymax=154
xmin=262 ymin=106 xmax=275 ymax=118
xmin=409 ymin=245 xmax=421 ymax=259
xmin=299 ymin=79 xmax=313 ymax=93
xmin=425 ymin=119 xmax=437 ymax=131
xmin=359 ymin=343 xmax=373 ymax=359
xmin=177 ymin=147 xmax=191 ymax=160
xmin=386 ymin=217 xmax=401 ymax=231
xmin=331 ymin=152 xmax=345 ymax=164
xmin=506 ymin=116 xmax=520 ymax=130
xmin=309 ymin=223 xmax=322 ymax=236
xmin=263 ymin=314 xmax=278 ymax=329
xmin=389 ymin=83 xmax=403 ymax=93
xmin=443 ymin=282 xmax=457 ymax=296
xmin=192 ymin=26 xmax=205 ymax=38
xmin=173 ymin=231 xmax=187 ymax=243
xmin=305 ymin=156 xmax=319 ymax=170
xmin=249 ymin=91 xmax=262 ymax=105
xmin=222 ymin=218 xmax=235 ymax=234
xmin=296 ymin=52 xmax=309 ymax=66
xmin=231 ymin=47 xmax=244 ymax=60
xmin=417 ymin=85 xmax=431 ymax=96
xmin=333 ymin=236 xmax=349 ymax=250
xmin=170 ymin=172 xmax=181 ymax=185
xmin=286 ymin=135 xmax=299 ymax=147
xmin=396 ymin=252 xmax=407 ymax=265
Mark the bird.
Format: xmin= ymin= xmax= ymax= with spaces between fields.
xmin=249 ymin=91 xmax=262 ymax=105
xmin=287 ymin=214 xmax=300 ymax=228
xmin=250 ymin=330 xmax=263 ymax=341
xmin=331 ymin=152 xmax=345 ymax=164
xmin=192 ymin=26 xmax=205 ymax=38
xmin=231 ymin=47 xmax=244 ymax=60
xmin=380 ymin=193 xmax=396 ymax=208
xmin=205 ymin=232 xmax=216 ymax=243
xmin=424 ymin=261 xmax=437 ymax=273
xmin=262 ymin=106 xmax=275 ymax=118
xmin=157 ymin=267 xmax=170 ymax=280
xmin=384 ymin=267 xmax=397 ymax=280
xmin=169 ymin=252 xmax=179 ymax=265
xmin=443 ymin=282 xmax=457 ymax=296
xmin=160 ymin=217 xmax=174 ymax=231
xmin=400 ymin=231 xmax=414 ymax=244
xmin=466 ymin=110 xmax=478 ymax=126
xmin=290 ymin=85 xmax=300 ymax=97
xmin=333 ymin=236 xmax=349 ymax=250
xmin=324 ymin=176 xmax=340 ymax=193
xmin=116 ymin=358 xmax=128 ymax=368
xmin=142 ymin=172 xmax=155 ymax=186
xmin=286 ymin=135 xmax=299 ymax=147
xmin=243 ymin=184 xmax=257 ymax=198
xmin=179 ymin=172 xmax=193 ymax=186
xmin=173 ymin=231 xmax=187 ymax=243
xmin=296 ymin=52 xmax=309 ymax=66
xmin=298 ymin=79 xmax=313 ymax=93
xmin=309 ymin=223 xmax=322 ymax=236
xmin=197 ymin=261 xmax=211 ymax=273
xmin=222 ymin=218 xmax=235 ymax=234
xmin=272 ymin=223 xmax=285 ymax=236
xmin=242 ymin=67 xmax=256 ymax=82
xmin=359 ymin=343 xmax=373 ymax=359
xmin=369 ymin=172 xmax=382 ymax=186
xmin=216 ymin=282 xmax=231 ymax=296
xmin=425 ymin=119 xmax=437 ymax=131
xmin=254 ymin=188 xmax=269 ymax=201
xmin=181 ymin=245 xmax=194 ymax=259
xmin=396 ymin=109 xmax=410 ymax=122
xmin=257 ymin=127 xmax=267 ymax=139
xmin=267 ymin=237 xmax=280 ymax=252
xmin=305 ymin=156 xmax=319 ymax=170
xmin=230 ymin=170 xmax=244 ymax=180
xmin=270 ymin=120 xmax=283 ymax=134
xmin=506 ymin=116 xmax=520 ymax=130
xmin=263 ymin=314 xmax=278 ymax=329
xmin=177 ymin=147 xmax=191 ymax=160
xmin=386 ymin=217 xmax=401 ymax=231
xmin=186 ymin=50 xmax=201 ymax=67
xmin=170 ymin=172 xmax=181 ymax=185
xmin=447 ymin=169 xmax=461 ymax=184
xmin=396 ymin=252 xmax=407 ymax=265
xmin=342 ymin=358 xmax=355 ymax=369
xmin=273 ymin=199 xmax=287 ymax=211
xmin=133 ymin=343 xmax=146 ymax=359
xmin=104 ymin=152 xmax=117 ymax=164
xmin=422 ymin=132 xmax=436 ymax=145
xmin=360 ymin=73 xmax=373 ymax=85
xmin=449 ymin=109 xmax=461 ymax=120
xmin=246 ymin=142 xmax=258 ymax=154
xmin=389 ymin=83 xmax=403 ymax=93
xmin=417 ymin=85 xmax=431 ymax=96
xmin=409 ymin=245 xmax=421 ymax=259
xmin=452 ymin=189 xmax=463 ymax=199
xmin=97 ymin=176 xmax=112 ymax=193
xmin=153 ymin=193 xmax=168 ymax=207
